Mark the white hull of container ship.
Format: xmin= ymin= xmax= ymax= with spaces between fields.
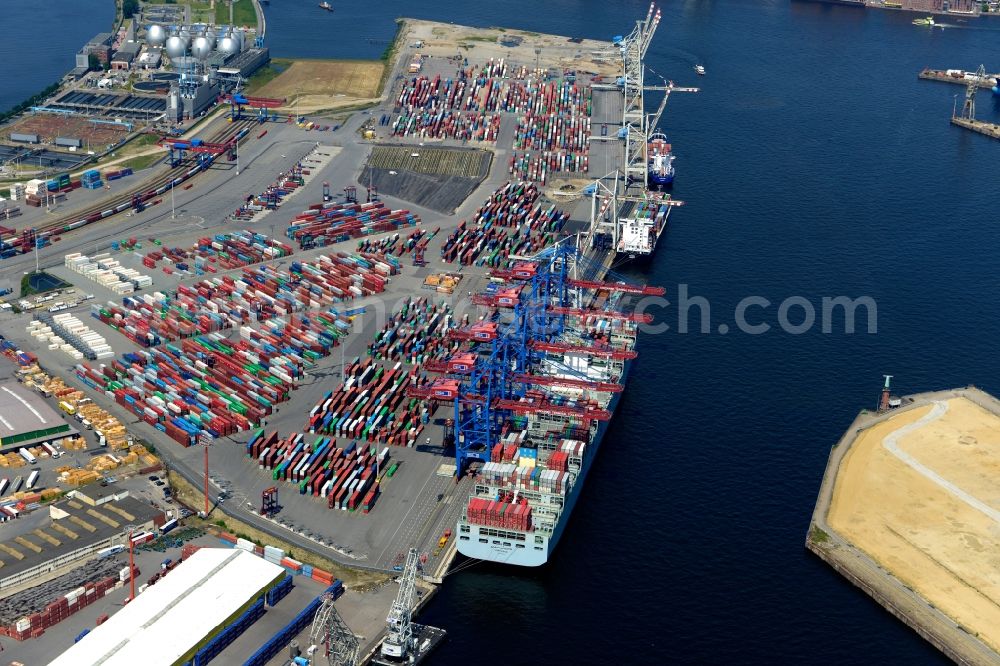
xmin=455 ymin=361 xmax=630 ymax=566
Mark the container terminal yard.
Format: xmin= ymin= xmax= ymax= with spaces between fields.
xmin=808 ymin=382 xmax=1000 ymax=666
xmin=0 ymin=3 xmax=693 ymax=664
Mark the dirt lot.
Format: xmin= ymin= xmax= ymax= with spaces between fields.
xmin=4 ymin=113 xmax=129 ymax=149
xmin=255 ymin=60 xmax=385 ymax=113
xmin=402 ymin=18 xmax=619 ymax=78
xmin=828 ymin=396 xmax=1000 ymax=652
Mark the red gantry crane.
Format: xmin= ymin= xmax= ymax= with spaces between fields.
xmin=528 ymin=339 xmax=638 ymax=360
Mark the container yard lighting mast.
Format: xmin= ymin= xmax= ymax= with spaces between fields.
xmin=381 ymin=548 xmax=420 ymax=660
xmin=113 ymin=524 xmax=140 ymax=601
xmin=587 ymin=3 xmax=697 ymax=253
xmin=310 ymin=592 xmax=360 ymax=666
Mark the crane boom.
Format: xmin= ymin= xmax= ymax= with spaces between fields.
xmin=511 ymin=373 xmax=623 ymax=393
xmin=529 ymin=339 xmax=638 ymax=360
xmin=494 ymin=398 xmax=612 ymax=420
xmin=566 ymin=279 xmax=666 ymax=296
xmin=547 ymin=305 xmax=652 ymax=324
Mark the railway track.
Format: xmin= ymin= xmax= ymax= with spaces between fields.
xmin=15 ymin=118 xmax=258 ymax=249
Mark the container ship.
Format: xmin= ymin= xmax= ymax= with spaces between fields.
xmin=615 ymin=192 xmax=675 ymax=259
xmin=430 ymin=241 xmax=662 ymax=566
xmin=647 ymin=130 xmax=675 ymax=188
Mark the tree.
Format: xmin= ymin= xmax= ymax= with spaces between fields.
xmin=88 ymin=53 xmax=101 ymax=72
xmin=122 ymin=0 xmax=139 ymax=18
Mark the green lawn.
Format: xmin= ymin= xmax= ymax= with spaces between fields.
xmin=118 ymin=152 xmax=164 ymax=172
xmin=245 ymin=60 xmax=289 ymax=93
xmin=216 ymin=0 xmax=257 ymax=27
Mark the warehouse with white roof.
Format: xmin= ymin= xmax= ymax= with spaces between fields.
xmin=0 ymin=382 xmax=73 ymax=452
xmin=48 ymin=548 xmax=285 ymax=666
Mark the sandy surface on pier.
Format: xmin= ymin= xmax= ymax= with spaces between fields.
xmin=828 ymin=397 xmax=1000 ymax=652
xmin=402 ymin=18 xmax=620 ymax=79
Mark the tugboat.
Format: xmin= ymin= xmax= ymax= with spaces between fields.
xmin=319 ymin=1 xmax=333 ymax=11
xmin=694 ymin=64 xmax=706 ymax=76
xmin=647 ymin=130 xmax=675 ymax=188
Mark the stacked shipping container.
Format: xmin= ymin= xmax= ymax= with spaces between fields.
xmin=142 ymin=231 xmax=294 ymax=273
xmin=77 ymin=313 xmax=354 ymax=446
xmin=0 ymin=565 xmax=138 ymax=641
xmin=439 ymin=181 xmax=568 ymax=266
xmin=465 ymin=495 xmax=533 ymax=531
xmin=286 ymin=201 xmax=420 ymax=249
xmin=94 ymin=251 xmax=391 ymax=346
xmin=246 ymin=430 xmax=388 ymax=512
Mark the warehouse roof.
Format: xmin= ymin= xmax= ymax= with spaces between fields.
xmin=0 ymin=382 xmax=68 ymax=439
xmin=0 ymin=495 xmax=161 ymax=587
xmin=49 ymin=548 xmax=284 ymax=666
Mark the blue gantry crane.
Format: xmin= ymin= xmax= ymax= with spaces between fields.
xmin=410 ymin=242 xmax=654 ymax=474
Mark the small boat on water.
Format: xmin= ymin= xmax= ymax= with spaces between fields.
xmin=694 ymin=64 xmax=705 ymax=76
xmin=319 ymin=1 xmax=333 ymax=11
xmin=912 ymin=16 xmax=934 ymax=26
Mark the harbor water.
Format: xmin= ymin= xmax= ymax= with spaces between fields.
xmin=8 ymin=0 xmax=1000 ymax=663
xmin=0 ymin=0 xmax=114 ymax=115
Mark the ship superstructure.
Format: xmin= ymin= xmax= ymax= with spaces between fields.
xmin=410 ymin=241 xmax=663 ymax=565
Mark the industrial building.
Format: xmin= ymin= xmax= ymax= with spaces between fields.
xmin=111 ymin=42 xmax=141 ymax=71
xmin=49 ymin=548 xmax=286 ymax=666
xmin=0 ymin=382 xmax=73 ymax=451
xmin=0 ymin=491 xmax=161 ymax=595
xmin=78 ymin=32 xmax=113 ymax=67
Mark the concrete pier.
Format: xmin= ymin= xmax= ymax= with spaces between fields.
xmin=951 ymin=116 xmax=1000 ymax=140
xmin=807 ymin=387 xmax=1000 ymax=665
xmin=919 ymin=68 xmax=998 ymax=89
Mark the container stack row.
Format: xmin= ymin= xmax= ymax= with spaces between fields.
xmin=264 ymin=574 xmax=293 ymax=607
xmin=480 ymin=77 xmax=588 ymax=117
xmin=395 ymin=75 xmax=472 ymax=111
xmin=367 ymin=298 xmax=456 ymax=364
xmin=65 ymin=252 xmax=153 ymax=294
xmin=103 ymin=166 xmax=133 ymax=182
xmin=0 ymin=564 xmax=136 ymax=641
xmin=391 ymin=108 xmax=500 ymax=142
xmin=465 ymin=495 xmax=533 ymax=531
xmin=247 ymin=430 xmax=390 ymax=512
xmin=439 ymin=181 xmax=568 ymax=266
xmin=478 ymin=460 xmax=570 ymax=496
xmin=509 ymin=150 xmax=589 ymax=184
xmin=79 ymin=317 xmax=351 ymax=446
xmin=286 ymin=201 xmax=420 ymax=249
xmin=303 ymin=359 xmax=435 ymax=448
xmin=29 ymin=313 xmax=113 ymax=360
xmin=356 ymin=227 xmax=438 ymax=258
xmin=47 ymin=173 xmax=72 ymax=194
xmin=193 ymin=597 xmax=264 ymax=666
xmin=93 ymin=251 xmax=388 ymax=346
xmin=81 ymin=169 xmax=102 ymax=190
xmin=141 ymin=231 xmax=294 ymax=274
